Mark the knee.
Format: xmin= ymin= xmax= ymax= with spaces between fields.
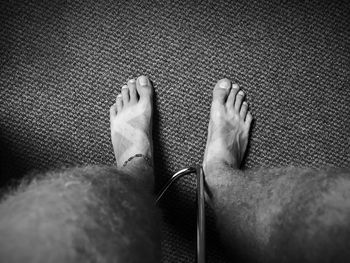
xmin=269 ymin=170 xmax=350 ymax=263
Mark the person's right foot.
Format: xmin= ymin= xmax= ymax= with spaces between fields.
xmin=203 ymin=78 xmax=253 ymax=181
xmin=110 ymin=76 xmax=153 ymax=169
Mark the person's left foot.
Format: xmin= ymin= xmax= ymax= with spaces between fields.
xmin=203 ymin=78 xmax=252 ymax=180
xmin=110 ymin=76 xmax=153 ymax=168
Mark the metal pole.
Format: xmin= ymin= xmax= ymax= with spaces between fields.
xmin=156 ymin=167 xmax=196 ymax=204
xmin=197 ymin=165 xmax=205 ymax=263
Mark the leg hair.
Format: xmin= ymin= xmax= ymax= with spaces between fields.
xmin=0 ymin=165 xmax=161 ymax=263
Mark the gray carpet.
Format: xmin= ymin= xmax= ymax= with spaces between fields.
xmin=1 ymin=0 xmax=349 ymax=262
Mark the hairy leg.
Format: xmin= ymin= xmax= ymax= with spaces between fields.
xmin=0 ymin=166 xmax=161 ymax=263
xmin=208 ymin=166 xmax=350 ymax=262
xmin=203 ymin=78 xmax=350 ymax=263
xmin=0 ymin=76 xmax=161 ymax=263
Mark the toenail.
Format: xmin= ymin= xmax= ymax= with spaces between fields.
xmin=122 ymin=85 xmax=128 ymax=89
xmin=219 ymin=80 xmax=230 ymax=89
xmin=129 ymin=79 xmax=135 ymax=83
xmin=232 ymin=84 xmax=239 ymax=89
xmin=139 ymin=76 xmax=149 ymax=86
xmin=117 ymin=94 xmax=122 ymax=98
xmin=238 ymin=90 xmax=244 ymax=96
xmin=243 ymin=101 xmax=247 ymax=105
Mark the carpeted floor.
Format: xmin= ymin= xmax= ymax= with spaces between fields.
xmin=1 ymin=0 xmax=349 ymax=262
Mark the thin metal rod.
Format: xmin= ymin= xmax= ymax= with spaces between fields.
xmin=156 ymin=167 xmax=196 ymax=203
xmin=197 ymin=165 xmax=205 ymax=263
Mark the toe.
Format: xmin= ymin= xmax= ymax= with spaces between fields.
xmin=245 ymin=111 xmax=253 ymax=126
xmin=213 ymin=78 xmax=231 ymax=104
xmin=121 ymin=85 xmax=129 ymax=104
xmin=110 ymin=103 xmax=118 ymax=118
xmin=240 ymin=101 xmax=248 ymax=119
xmin=234 ymin=90 xmax=245 ymax=111
xmin=116 ymin=94 xmax=123 ymax=112
xmin=226 ymin=83 xmax=240 ymax=110
xmin=136 ymin=75 xmax=153 ymax=101
xmin=127 ymin=78 xmax=138 ymax=104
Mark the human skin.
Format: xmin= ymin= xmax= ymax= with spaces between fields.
xmin=203 ymin=78 xmax=350 ymax=263
xmin=0 ymin=76 xmax=349 ymax=263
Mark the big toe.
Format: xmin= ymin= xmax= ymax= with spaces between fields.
xmin=213 ymin=78 xmax=231 ymax=104
xmin=136 ymin=75 xmax=153 ymax=101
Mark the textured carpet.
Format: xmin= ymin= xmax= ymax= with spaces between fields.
xmin=1 ymin=0 xmax=349 ymax=262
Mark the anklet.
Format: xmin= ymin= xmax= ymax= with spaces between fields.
xmin=122 ymin=154 xmax=153 ymax=168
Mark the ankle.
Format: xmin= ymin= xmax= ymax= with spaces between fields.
xmin=203 ymin=160 xmax=241 ymax=197
xmin=121 ymin=154 xmax=153 ymax=168
xmin=204 ymin=159 xmax=239 ymax=177
xmin=120 ymin=155 xmax=154 ymax=191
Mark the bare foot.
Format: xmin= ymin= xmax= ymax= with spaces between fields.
xmin=110 ymin=76 xmax=153 ymax=170
xmin=203 ymin=78 xmax=252 ymax=183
